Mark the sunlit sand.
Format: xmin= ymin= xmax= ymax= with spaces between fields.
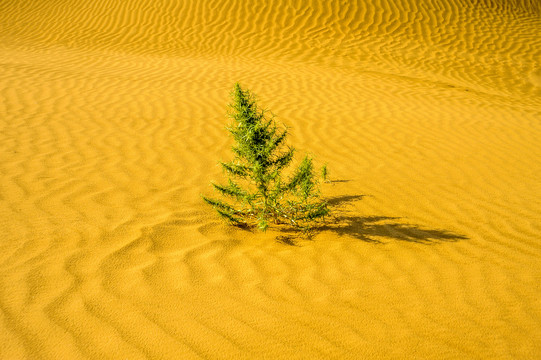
xmin=1 ymin=0 xmax=540 ymax=358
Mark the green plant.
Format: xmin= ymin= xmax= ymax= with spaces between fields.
xmin=202 ymin=83 xmax=329 ymax=231
xmin=321 ymin=164 xmax=329 ymax=182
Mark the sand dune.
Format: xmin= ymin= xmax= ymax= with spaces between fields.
xmin=1 ymin=0 xmax=540 ymax=358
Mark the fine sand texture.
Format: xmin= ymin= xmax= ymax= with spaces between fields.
xmin=1 ymin=0 xmax=540 ymax=359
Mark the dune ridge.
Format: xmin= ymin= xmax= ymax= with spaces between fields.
xmin=1 ymin=0 xmax=541 ymax=358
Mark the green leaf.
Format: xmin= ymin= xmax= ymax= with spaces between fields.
xmin=216 ymin=208 xmax=243 ymax=224
xmin=221 ymin=162 xmax=249 ymax=177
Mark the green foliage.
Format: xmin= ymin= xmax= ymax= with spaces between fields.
xmin=321 ymin=164 xmax=329 ymax=182
xmin=202 ymin=83 xmax=329 ymax=231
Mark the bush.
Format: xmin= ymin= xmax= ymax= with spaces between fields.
xmin=202 ymin=83 xmax=329 ymax=231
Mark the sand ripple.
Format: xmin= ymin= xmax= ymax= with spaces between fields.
xmin=1 ymin=0 xmax=540 ymax=358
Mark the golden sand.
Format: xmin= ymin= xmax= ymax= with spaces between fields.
xmin=1 ymin=0 xmax=540 ymax=358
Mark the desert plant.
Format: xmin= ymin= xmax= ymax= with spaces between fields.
xmin=321 ymin=164 xmax=329 ymax=182
xmin=202 ymin=83 xmax=329 ymax=231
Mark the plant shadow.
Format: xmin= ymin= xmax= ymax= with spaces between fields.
xmin=277 ymin=193 xmax=468 ymax=245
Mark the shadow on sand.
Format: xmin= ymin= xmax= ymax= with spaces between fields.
xmin=277 ymin=194 xmax=468 ymax=246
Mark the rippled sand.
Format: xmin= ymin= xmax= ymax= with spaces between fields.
xmin=1 ymin=0 xmax=540 ymax=358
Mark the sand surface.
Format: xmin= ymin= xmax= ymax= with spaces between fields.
xmin=1 ymin=0 xmax=541 ymax=358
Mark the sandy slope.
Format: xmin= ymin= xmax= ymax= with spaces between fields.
xmin=1 ymin=0 xmax=540 ymax=358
